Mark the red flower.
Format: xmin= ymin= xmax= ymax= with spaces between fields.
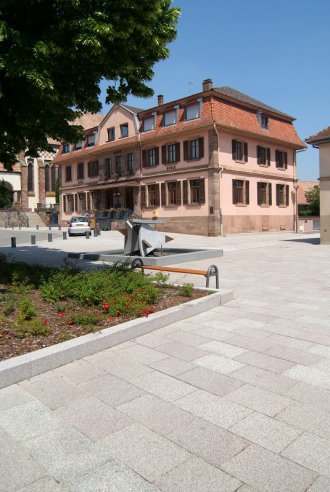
xmin=43 ymin=319 xmax=48 ymax=325
xmin=0 ymin=333 xmax=3 ymax=337
xmin=108 ymin=316 xmax=114 ymax=322
xmin=102 ymin=303 xmax=109 ymax=311
xmin=116 ymin=309 xmax=121 ymax=315
xmin=67 ymin=319 xmax=74 ymax=325
xmin=57 ymin=312 xmax=64 ymax=318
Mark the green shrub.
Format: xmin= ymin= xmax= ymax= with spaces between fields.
xmin=180 ymin=283 xmax=194 ymax=297
xmin=152 ymin=271 xmax=169 ymax=286
xmin=16 ymin=318 xmax=49 ymax=337
xmin=72 ymin=314 xmax=99 ymax=325
xmin=18 ymin=297 xmax=36 ymax=321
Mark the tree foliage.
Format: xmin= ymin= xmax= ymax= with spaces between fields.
xmin=0 ymin=180 xmax=13 ymax=208
xmin=304 ymin=185 xmax=320 ymax=216
xmin=0 ymin=0 xmax=180 ymax=169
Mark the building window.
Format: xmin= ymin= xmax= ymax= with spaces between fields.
xmin=104 ymin=158 xmax=111 ymax=179
xmin=182 ymin=179 xmax=205 ymax=205
xmin=74 ymin=141 xmax=83 ymax=150
xmin=87 ymin=160 xmax=99 ymax=177
xmin=120 ymin=123 xmax=128 ymax=138
xmin=77 ymin=193 xmax=86 ymax=211
xmin=163 ymin=110 xmax=177 ymax=126
xmin=232 ymin=179 xmax=249 ymax=205
xmin=162 ymin=143 xmax=180 ymax=164
xmin=107 ymin=127 xmax=115 ymax=141
xmin=77 ymin=162 xmax=84 ymax=180
xmin=275 ymin=150 xmax=288 ymax=169
xmin=165 ymin=181 xmax=181 ymax=206
xmin=257 ymin=146 xmax=271 ymax=166
xmin=142 ymin=116 xmax=155 ymax=132
xmin=148 ymin=184 xmax=160 ymax=207
xmin=65 ymin=165 xmax=72 ymax=182
xmin=62 ymin=143 xmax=71 ymax=154
xmin=184 ymin=103 xmax=200 ymax=121
xmin=87 ymin=134 xmax=95 ymax=147
xmin=257 ymin=182 xmax=272 ymax=206
xmin=115 ymin=155 xmax=122 ymax=176
xmin=45 ymin=163 xmax=50 ymax=192
xmin=276 ymin=184 xmax=289 ymax=206
xmin=51 ymin=165 xmax=56 ymax=192
xmin=232 ymin=140 xmax=248 ymax=162
xmin=91 ymin=191 xmax=100 ymax=210
xmin=27 ymin=161 xmax=34 ymax=192
xmin=127 ymin=153 xmax=134 ymax=174
xmin=183 ymin=138 xmax=204 ymax=161
xmin=66 ymin=194 xmax=74 ymax=212
xmin=260 ymin=115 xmax=269 ymax=129
xmin=143 ymin=147 xmax=159 ymax=167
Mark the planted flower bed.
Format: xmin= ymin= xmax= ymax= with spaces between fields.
xmin=0 ymin=255 xmax=207 ymax=361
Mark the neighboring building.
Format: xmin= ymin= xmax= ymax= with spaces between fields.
xmin=306 ymin=127 xmax=330 ymax=244
xmin=55 ymin=79 xmax=305 ymax=236
xmin=297 ymin=180 xmax=319 ymax=213
xmin=0 ymin=140 xmax=60 ymax=211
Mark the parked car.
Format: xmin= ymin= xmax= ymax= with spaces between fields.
xmin=68 ymin=216 xmax=91 ymax=236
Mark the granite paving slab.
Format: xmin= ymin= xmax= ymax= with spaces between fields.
xmin=176 ymin=366 xmax=244 ymax=397
xmin=281 ymin=433 xmax=330 ymax=477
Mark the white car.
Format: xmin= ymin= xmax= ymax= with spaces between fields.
xmin=68 ymin=216 xmax=91 ymax=236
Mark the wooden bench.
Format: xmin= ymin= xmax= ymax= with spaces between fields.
xmin=131 ymin=259 xmax=219 ymax=289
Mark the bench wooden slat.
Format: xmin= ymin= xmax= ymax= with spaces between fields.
xmin=137 ymin=265 xmax=207 ymax=276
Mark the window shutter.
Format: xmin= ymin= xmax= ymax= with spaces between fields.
xmin=183 ymin=141 xmax=189 ymax=160
xmin=257 ymin=183 xmax=262 ymax=205
xmin=284 ymin=152 xmax=288 ymax=169
xmin=232 ymin=181 xmax=237 ymax=204
xmin=245 ymin=181 xmax=250 ymax=205
xmin=176 ymin=181 xmax=181 ymax=205
xmin=244 ymin=142 xmax=248 ymax=162
xmin=269 ymin=183 xmax=272 ymax=206
xmin=162 ymin=145 xmax=167 ymax=164
xmin=155 ymin=147 xmax=159 ymax=166
xmin=142 ymin=150 xmax=147 ymax=167
xmin=175 ymin=142 xmax=180 ymax=162
xmin=183 ymin=180 xmax=188 ymax=204
xmin=276 ymin=184 xmax=280 ymax=206
xmin=286 ymin=185 xmax=289 ymax=206
xmin=199 ymin=138 xmax=204 ymax=159
xmin=267 ymin=148 xmax=271 ymax=166
xmin=63 ymin=195 xmax=67 ymax=213
xmin=257 ymin=146 xmax=261 ymax=165
xmin=161 ymin=183 xmax=166 ymax=206
xmin=232 ymin=140 xmax=237 ymax=160
xmin=155 ymin=183 xmax=160 ymax=206
xmin=199 ymin=179 xmax=205 ymax=204
xmin=141 ymin=186 xmax=146 ymax=208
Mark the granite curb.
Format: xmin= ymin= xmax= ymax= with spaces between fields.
xmin=0 ymin=289 xmax=233 ymax=389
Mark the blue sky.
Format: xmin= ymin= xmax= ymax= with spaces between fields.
xmin=100 ymin=0 xmax=330 ymax=181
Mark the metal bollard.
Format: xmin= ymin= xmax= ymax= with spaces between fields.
xmin=97 ymin=227 xmax=101 ymax=236
xmin=19 ymin=225 xmax=21 ymax=230
xmin=31 ymin=235 xmax=36 ymax=245
xmin=58 ymin=225 xmax=61 ymax=231
xmin=36 ymin=225 xmax=39 ymax=230
xmin=85 ymin=231 xmax=90 ymax=239
xmin=48 ymin=233 xmax=52 ymax=242
xmin=11 ymin=237 xmax=16 ymax=248
xmin=93 ymin=228 xmax=98 ymax=237
xmin=63 ymin=231 xmax=67 ymax=240
xmin=11 ymin=225 xmax=14 ymax=230
xmin=48 ymin=226 xmax=51 ymax=230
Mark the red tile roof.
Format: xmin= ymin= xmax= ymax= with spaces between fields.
xmin=306 ymin=126 xmax=330 ymax=144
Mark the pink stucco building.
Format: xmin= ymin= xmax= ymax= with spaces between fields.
xmin=55 ymin=79 xmax=305 ymax=235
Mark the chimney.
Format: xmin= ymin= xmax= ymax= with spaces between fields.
xmin=202 ymin=79 xmax=213 ymax=91
xmin=157 ymin=94 xmax=164 ymax=106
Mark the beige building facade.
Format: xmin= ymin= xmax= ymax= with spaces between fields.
xmin=55 ymin=80 xmax=305 ymax=236
xmin=306 ymin=127 xmax=330 ymax=244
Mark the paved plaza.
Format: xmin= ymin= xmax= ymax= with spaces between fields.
xmin=0 ymin=230 xmax=330 ymax=491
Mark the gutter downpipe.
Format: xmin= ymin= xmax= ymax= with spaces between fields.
xmin=295 ymin=148 xmax=306 ymax=233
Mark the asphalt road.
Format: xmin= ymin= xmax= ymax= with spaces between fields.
xmin=0 ymin=229 xmax=63 ymax=248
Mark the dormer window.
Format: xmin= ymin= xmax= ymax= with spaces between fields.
xmin=107 ymin=127 xmax=115 ymax=141
xmin=184 ymin=102 xmax=201 ymax=121
xmin=87 ymin=134 xmax=95 ymax=147
xmin=142 ymin=116 xmax=155 ymax=132
xmin=258 ymin=112 xmax=269 ymax=130
xmin=74 ymin=141 xmax=83 ymax=150
xmin=163 ymin=109 xmax=177 ymax=127
xmin=120 ymin=123 xmax=129 ymax=138
xmin=62 ymin=143 xmax=71 ymax=154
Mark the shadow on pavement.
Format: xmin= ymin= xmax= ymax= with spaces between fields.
xmin=282 ymin=237 xmax=320 ymax=245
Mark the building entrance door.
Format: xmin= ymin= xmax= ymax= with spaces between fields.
xmin=126 ymin=187 xmax=134 ymax=210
